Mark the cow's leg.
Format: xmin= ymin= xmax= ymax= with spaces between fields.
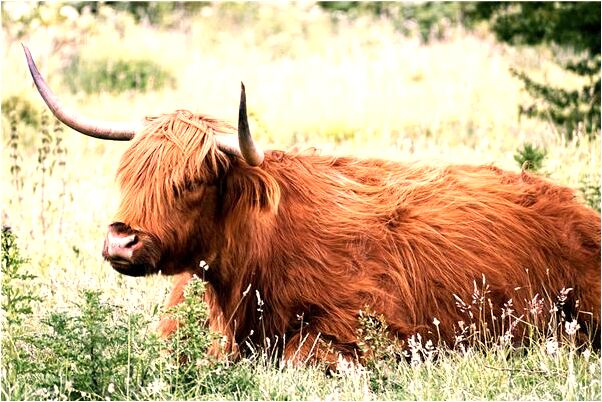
xmin=204 ymin=284 xmax=239 ymax=359
xmin=157 ymin=271 xmax=194 ymax=338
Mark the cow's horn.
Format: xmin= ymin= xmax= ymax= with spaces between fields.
xmin=22 ymin=44 xmax=140 ymax=141
xmin=236 ymin=82 xmax=264 ymax=166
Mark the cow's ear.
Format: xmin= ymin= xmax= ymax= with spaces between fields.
xmin=221 ymin=166 xmax=280 ymax=214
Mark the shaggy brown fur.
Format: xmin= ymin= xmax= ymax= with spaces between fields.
xmin=108 ymin=110 xmax=600 ymax=364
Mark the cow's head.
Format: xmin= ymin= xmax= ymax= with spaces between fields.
xmin=23 ymin=45 xmax=264 ymax=277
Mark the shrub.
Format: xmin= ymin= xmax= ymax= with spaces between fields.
xmin=1 ymin=228 xmax=159 ymax=400
xmin=64 ymin=55 xmax=176 ymax=94
xmin=1 ymin=95 xmax=41 ymax=128
xmin=17 ymin=291 xmax=160 ymax=400
xmin=72 ymin=2 xmax=208 ymax=27
xmin=318 ymin=2 xmax=467 ymax=43
xmin=356 ymin=307 xmax=403 ymax=364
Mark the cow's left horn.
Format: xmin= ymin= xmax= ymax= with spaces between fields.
xmin=23 ymin=44 xmax=141 ymax=141
xmin=236 ymin=82 xmax=264 ymax=166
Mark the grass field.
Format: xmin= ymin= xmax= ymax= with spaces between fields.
xmin=1 ymin=3 xmax=600 ymax=400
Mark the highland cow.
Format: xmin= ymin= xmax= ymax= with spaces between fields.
xmin=25 ymin=46 xmax=600 ymax=365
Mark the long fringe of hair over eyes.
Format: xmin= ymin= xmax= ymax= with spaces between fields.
xmin=115 ymin=110 xmax=232 ymax=235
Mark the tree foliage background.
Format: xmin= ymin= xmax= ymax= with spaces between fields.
xmin=2 ymin=1 xmax=599 ymax=139
xmin=466 ymin=2 xmax=600 ymax=138
xmin=319 ymin=1 xmax=601 ymax=138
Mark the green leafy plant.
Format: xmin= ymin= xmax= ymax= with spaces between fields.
xmin=10 ymin=290 xmax=161 ymax=401
xmin=356 ymin=307 xmax=402 ymax=364
xmin=1 ymin=226 xmax=42 ymax=400
xmin=1 ymin=226 xmax=40 ymax=327
xmin=580 ymin=171 xmax=601 ymax=212
xmin=514 ymin=143 xmax=547 ymax=172
xmin=156 ymin=275 xmax=259 ymax=399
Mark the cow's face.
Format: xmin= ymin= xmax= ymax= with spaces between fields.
xmin=102 ymin=112 xmax=231 ymax=277
xmin=102 ymin=185 xmax=222 ymax=277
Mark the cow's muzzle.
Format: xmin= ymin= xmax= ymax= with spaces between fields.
xmin=106 ymin=232 xmax=139 ymax=260
xmin=102 ymin=222 xmax=158 ymax=277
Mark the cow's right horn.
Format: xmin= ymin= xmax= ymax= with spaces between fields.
xmin=236 ymin=82 xmax=264 ymax=166
xmin=23 ymin=44 xmax=140 ymax=140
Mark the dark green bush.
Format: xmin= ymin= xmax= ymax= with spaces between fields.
xmin=466 ymin=2 xmax=601 ymax=138
xmin=2 ymin=95 xmax=41 ymax=128
xmin=64 ymin=56 xmax=176 ymax=94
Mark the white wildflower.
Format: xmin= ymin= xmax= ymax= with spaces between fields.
xmin=65 ymin=380 xmax=73 ymax=393
xmin=34 ymin=388 xmax=48 ymax=397
xmin=146 ymin=378 xmax=166 ymax=395
xmin=527 ymin=294 xmax=544 ymax=315
xmin=564 ymin=320 xmax=580 ymax=336
xmin=407 ymin=334 xmax=423 ymax=367
xmin=582 ymin=348 xmax=591 ymax=360
xmin=107 ymin=383 xmax=115 ymax=394
xmin=500 ymin=329 xmax=514 ymax=346
xmin=336 ymin=354 xmax=354 ymax=374
xmin=545 ymin=339 xmax=558 ymax=355
xmin=433 ymin=317 xmax=440 ymax=327
xmin=590 ymin=363 xmax=598 ymax=375
xmin=199 ymin=260 xmax=209 ymax=270
xmin=501 ymin=298 xmax=514 ymax=319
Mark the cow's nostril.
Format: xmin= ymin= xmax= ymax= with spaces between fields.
xmin=109 ymin=233 xmax=137 ymax=250
xmin=106 ymin=232 xmax=140 ymax=261
xmin=125 ymin=234 xmax=138 ymax=248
